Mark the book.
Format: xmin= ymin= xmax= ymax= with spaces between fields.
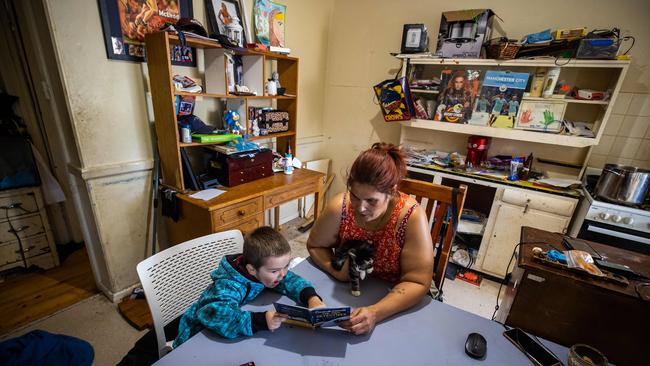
xmin=472 ymin=70 xmax=530 ymax=126
xmin=273 ymin=303 xmax=351 ymax=328
xmin=190 ymin=133 xmax=240 ymax=143
xmin=270 ymin=46 xmax=291 ymax=54
xmin=373 ymin=77 xmax=414 ymax=122
xmin=434 ymin=69 xmax=480 ymax=123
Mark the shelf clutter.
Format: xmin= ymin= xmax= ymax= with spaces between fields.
xmin=145 ymin=31 xmax=300 ymax=192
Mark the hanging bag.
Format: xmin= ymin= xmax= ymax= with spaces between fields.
xmin=373 ymin=64 xmax=415 ymax=122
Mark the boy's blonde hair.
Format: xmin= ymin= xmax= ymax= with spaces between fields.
xmin=243 ymin=226 xmax=291 ymax=268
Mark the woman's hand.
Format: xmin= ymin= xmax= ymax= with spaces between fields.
xmin=265 ymin=311 xmax=288 ymax=331
xmin=307 ymin=296 xmax=326 ymax=309
xmin=338 ymin=306 xmax=378 ymax=335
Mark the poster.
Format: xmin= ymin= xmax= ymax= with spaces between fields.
xmin=98 ymin=0 xmax=195 ymax=65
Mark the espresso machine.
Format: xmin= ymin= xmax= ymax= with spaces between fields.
xmin=466 ymin=135 xmax=489 ymax=170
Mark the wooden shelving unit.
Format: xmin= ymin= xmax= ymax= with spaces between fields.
xmin=145 ymin=31 xmax=299 ymax=191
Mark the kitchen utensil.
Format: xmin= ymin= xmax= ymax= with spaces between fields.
xmin=594 ymin=164 xmax=650 ymax=206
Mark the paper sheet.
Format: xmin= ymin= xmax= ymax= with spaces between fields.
xmin=536 ymin=178 xmax=582 ymax=188
xmin=189 ymin=188 xmax=226 ymax=201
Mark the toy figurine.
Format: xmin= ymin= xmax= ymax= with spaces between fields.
xmin=223 ymin=110 xmax=243 ymax=135
xmin=252 ymin=119 xmax=260 ymax=136
xmin=271 ymin=71 xmax=281 ymax=88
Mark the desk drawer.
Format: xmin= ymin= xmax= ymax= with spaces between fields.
xmin=0 ymin=192 xmax=39 ymax=219
xmin=0 ymin=214 xmax=45 ymax=244
xmin=0 ymin=234 xmax=51 ymax=265
xmin=501 ymin=189 xmax=576 ymax=217
xmin=0 ymin=251 xmax=56 ymax=272
xmin=265 ymin=183 xmax=317 ymax=208
xmin=212 ymin=197 xmax=263 ymax=228
xmin=214 ymin=212 xmax=263 ymax=235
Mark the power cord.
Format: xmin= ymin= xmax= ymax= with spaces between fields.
xmin=2 ymin=204 xmax=29 ymax=269
xmin=491 ymin=241 xmax=548 ymax=321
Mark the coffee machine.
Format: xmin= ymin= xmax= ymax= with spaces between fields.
xmin=466 ymin=135 xmax=489 ymax=170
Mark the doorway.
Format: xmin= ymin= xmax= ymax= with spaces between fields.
xmin=0 ymin=0 xmax=99 ymax=336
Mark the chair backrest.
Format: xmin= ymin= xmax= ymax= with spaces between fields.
xmin=136 ymin=230 xmax=244 ymax=357
xmin=399 ymin=179 xmax=467 ymax=291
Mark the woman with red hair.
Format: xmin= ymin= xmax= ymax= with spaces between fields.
xmin=308 ymin=143 xmax=433 ymax=335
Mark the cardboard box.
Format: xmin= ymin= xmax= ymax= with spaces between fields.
xmin=435 ymin=9 xmax=497 ymax=58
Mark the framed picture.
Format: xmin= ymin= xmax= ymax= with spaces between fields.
xmin=97 ymin=0 xmax=196 ymax=65
xmin=206 ymin=0 xmax=249 ymax=47
xmin=401 ymin=24 xmax=428 ymax=54
xmin=268 ymin=2 xmax=286 ymax=47
xmin=514 ymin=100 xmax=567 ymax=133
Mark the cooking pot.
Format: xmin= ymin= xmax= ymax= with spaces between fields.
xmin=594 ymin=164 xmax=650 ymax=206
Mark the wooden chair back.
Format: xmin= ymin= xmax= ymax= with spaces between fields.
xmin=399 ymin=179 xmax=467 ymax=291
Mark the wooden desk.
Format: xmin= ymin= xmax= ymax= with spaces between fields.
xmin=497 ymin=226 xmax=650 ymax=366
xmin=166 ymin=169 xmax=324 ymax=245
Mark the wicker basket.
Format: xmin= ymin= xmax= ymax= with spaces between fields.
xmin=487 ymin=42 xmax=521 ymax=60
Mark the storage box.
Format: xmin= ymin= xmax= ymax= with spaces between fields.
xmin=209 ymin=149 xmax=273 ymax=187
xmin=435 ymin=9 xmax=497 ymax=58
xmin=576 ymin=38 xmax=620 ymax=59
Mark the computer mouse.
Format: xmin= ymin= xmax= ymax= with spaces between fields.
xmin=465 ymin=332 xmax=487 ymax=360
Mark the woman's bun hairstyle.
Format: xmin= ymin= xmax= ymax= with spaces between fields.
xmin=347 ymin=142 xmax=406 ymax=194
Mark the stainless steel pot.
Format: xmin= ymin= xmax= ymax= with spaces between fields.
xmin=594 ymin=164 xmax=650 ymax=206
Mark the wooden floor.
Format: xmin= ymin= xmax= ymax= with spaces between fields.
xmin=0 ymin=248 xmax=99 ymax=336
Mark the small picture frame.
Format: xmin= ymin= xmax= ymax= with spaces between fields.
xmin=514 ymin=100 xmax=567 ymax=133
xmin=206 ymin=0 xmax=249 ymax=47
xmin=401 ymin=24 xmax=428 ymax=54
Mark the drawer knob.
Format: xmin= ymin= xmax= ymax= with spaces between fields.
xmin=238 ymin=210 xmax=246 ymax=216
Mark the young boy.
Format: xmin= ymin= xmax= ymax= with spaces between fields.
xmin=174 ymin=226 xmax=324 ymax=346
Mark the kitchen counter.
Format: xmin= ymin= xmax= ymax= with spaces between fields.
xmin=408 ymin=162 xmax=582 ymax=199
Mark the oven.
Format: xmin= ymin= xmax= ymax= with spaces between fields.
xmin=578 ymin=219 xmax=650 ymax=255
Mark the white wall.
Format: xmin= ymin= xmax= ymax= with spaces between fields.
xmin=44 ymin=0 xmax=334 ymax=299
xmin=321 ymin=0 xmax=650 ymax=195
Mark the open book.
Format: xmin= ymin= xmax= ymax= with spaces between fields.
xmin=273 ymin=303 xmax=351 ymax=328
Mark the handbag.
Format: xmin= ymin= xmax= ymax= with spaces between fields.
xmin=373 ymin=73 xmax=415 ymax=122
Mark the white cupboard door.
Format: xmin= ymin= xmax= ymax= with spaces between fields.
xmin=481 ymin=203 xmax=570 ymax=277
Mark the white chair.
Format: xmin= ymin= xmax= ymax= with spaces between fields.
xmin=136 ymin=230 xmax=244 ymax=358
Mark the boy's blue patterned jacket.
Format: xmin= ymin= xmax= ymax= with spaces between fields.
xmin=174 ymin=255 xmax=314 ymax=345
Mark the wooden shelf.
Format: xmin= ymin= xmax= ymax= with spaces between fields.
xmin=249 ymin=131 xmax=296 ymax=141
xmin=399 ymin=119 xmax=598 ymax=147
xmin=396 ymin=55 xmax=631 ymax=69
xmin=175 ymin=91 xmax=296 ymax=100
xmin=167 ymin=34 xmax=298 ymax=60
xmin=522 ymin=96 xmax=609 ymax=105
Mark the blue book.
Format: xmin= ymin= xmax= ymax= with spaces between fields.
xmin=273 ymin=302 xmax=351 ymax=328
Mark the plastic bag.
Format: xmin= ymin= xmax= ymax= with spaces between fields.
xmin=565 ymin=250 xmax=604 ymax=277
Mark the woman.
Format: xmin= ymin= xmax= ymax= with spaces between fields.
xmin=307 ymin=143 xmax=434 ymax=335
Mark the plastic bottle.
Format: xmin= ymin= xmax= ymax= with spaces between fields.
xmin=284 ymin=145 xmax=293 ymax=175
xmin=180 ymin=124 xmax=192 ymax=143
xmin=508 ymin=157 xmax=525 ymax=181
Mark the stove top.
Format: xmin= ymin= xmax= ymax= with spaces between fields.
xmin=582 ymin=170 xmax=650 ymax=234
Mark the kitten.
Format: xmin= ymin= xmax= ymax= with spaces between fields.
xmin=331 ymin=240 xmax=375 ymax=296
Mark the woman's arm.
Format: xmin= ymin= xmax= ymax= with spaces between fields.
xmin=307 ymin=192 xmax=349 ymax=281
xmin=341 ymin=204 xmax=433 ymax=334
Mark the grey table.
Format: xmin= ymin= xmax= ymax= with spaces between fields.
xmin=155 ymin=259 xmax=569 ymax=365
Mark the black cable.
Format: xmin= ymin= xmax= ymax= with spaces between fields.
xmin=491 ymin=241 xmax=548 ymax=321
xmin=491 ymin=242 xmax=521 ymax=321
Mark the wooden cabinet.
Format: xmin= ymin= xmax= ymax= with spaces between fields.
xmin=407 ymin=166 xmax=578 ymax=279
xmin=479 ymin=201 xmax=571 ymax=277
xmin=0 ymin=187 xmax=58 ymax=271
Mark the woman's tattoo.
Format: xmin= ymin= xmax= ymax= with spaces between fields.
xmin=389 ymin=287 xmax=406 ymax=295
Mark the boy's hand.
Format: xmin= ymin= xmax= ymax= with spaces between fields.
xmin=266 ymin=311 xmax=288 ymax=331
xmin=307 ymin=295 xmax=326 ymax=309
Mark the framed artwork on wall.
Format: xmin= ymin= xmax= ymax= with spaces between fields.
xmin=205 ymin=0 xmax=249 ymax=47
xmin=98 ymin=0 xmax=195 ymax=65
xmin=514 ymin=100 xmax=567 ymax=133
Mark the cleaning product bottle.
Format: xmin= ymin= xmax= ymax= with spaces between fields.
xmin=284 ymin=144 xmax=293 ymax=175
xmin=180 ymin=123 xmax=192 ymax=143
